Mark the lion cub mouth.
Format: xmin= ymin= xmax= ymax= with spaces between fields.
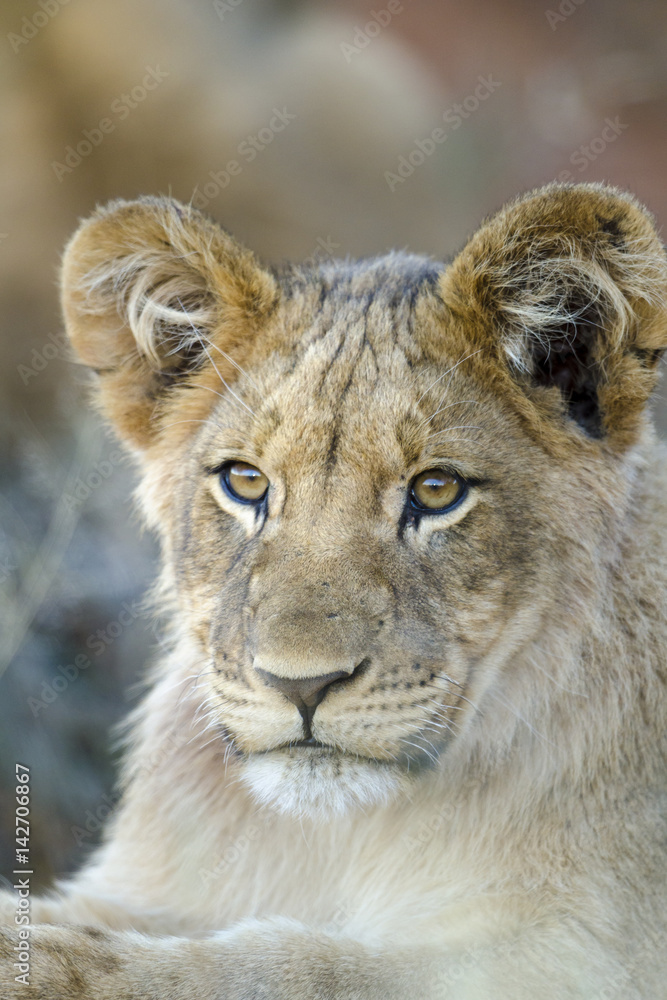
xmin=271 ymin=740 xmax=378 ymax=765
xmin=239 ymin=740 xmax=407 ymax=818
xmin=281 ymin=738 xmax=336 ymax=751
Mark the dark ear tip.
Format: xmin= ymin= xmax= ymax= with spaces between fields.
xmin=512 ymin=182 xmax=662 ymax=249
xmin=511 ymin=180 xmax=640 ymax=210
xmin=66 ymin=198 xmax=193 ymax=256
xmin=633 ymin=347 xmax=665 ymax=369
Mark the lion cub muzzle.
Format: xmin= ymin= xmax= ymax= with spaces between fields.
xmin=254 ymin=664 xmax=362 ymax=739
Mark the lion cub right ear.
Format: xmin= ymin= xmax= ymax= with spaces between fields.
xmin=440 ymin=183 xmax=667 ymax=447
xmin=61 ymin=197 xmax=277 ymax=451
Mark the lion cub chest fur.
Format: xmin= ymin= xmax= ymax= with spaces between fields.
xmin=4 ymin=182 xmax=667 ymax=998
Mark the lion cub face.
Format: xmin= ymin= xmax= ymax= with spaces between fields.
xmin=61 ymin=185 xmax=667 ymax=817
xmin=171 ymin=263 xmax=549 ymax=817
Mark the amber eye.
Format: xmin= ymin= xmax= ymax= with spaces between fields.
xmin=409 ymin=469 xmax=466 ymax=512
xmin=221 ymin=461 xmax=269 ymax=505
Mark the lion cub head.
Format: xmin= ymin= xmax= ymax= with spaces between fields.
xmin=61 ymin=184 xmax=667 ymax=818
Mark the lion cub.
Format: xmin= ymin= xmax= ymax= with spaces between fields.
xmin=2 ymin=183 xmax=667 ymax=999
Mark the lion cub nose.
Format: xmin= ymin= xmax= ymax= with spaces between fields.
xmin=255 ymin=668 xmax=348 ymax=712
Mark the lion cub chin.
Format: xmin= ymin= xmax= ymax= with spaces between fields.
xmin=240 ymin=747 xmax=407 ymax=818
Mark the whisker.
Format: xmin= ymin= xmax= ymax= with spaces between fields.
xmin=418 ymin=719 xmax=458 ymax=739
xmin=196 ymin=378 xmax=252 ymax=417
xmin=433 ymin=671 xmax=463 ymax=688
xmin=416 ymin=734 xmax=441 ymax=756
xmin=176 ymin=296 xmax=256 ymax=416
xmin=423 ymin=699 xmax=465 ymax=714
xmin=162 ymin=669 xmax=216 ymax=692
xmin=527 ymin=654 xmax=588 ymax=698
xmin=196 ymin=384 xmax=229 ymax=402
xmin=198 ymin=730 xmax=229 ymax=751
xmin=424 ymin=424 xmax=482 ymax=439
xmin=418 ymin=707 xmax=462 ymax=729
xmin=421 ymin=436 xmax=483 ymax=448
xmin=428 ymin=673 xmax=481 ymax=714
xmin=425 ymin=399 xmax=479 ymax=416
xmin=199 ymin=333 xmax=261 ymax=392
xmin=416 ymin=348 xmax=484 ymax=406
xmin=401 ymin=738 xmax=437 ymax=765
xmin=159 ymin=418 xmax=231 ymax=434
xmin=487 ymin=690 xmax=557 ymax=749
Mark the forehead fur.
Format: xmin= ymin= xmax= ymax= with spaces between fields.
xmin=284 ymin=251 xmax=444 ymax=296
xmin=61 ymin=183 xmax=667 ymax=475
xmin=194 ymin=253 xmax=483 ymax=479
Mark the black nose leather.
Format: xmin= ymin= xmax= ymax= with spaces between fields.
xmin=256 ymin=669 xmax=348 ymax=710
xmin=255 ymin=668 xmax=349 ymax=736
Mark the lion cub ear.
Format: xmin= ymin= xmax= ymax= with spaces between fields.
xmin=441 ymin=183 xmax=667 ymax=443
xmin=61 ymin=197 xmax=277 ymax=450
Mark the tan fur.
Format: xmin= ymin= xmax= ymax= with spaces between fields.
xmin=2 ymin=183 xmax=667 ymax=998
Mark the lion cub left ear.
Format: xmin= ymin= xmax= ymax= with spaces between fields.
xmin=61 ymin=197 xmax=277 ymax=450
xmin=441 ymin=183 xmax=667 ymax=443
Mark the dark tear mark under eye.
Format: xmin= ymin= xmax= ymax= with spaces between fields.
xmin=398 ymin=505 xmax=418 ymax=540
xmin=221 ymin=537 xmax=253 ymax=577
xmin=254 ymin=498 xmax=268 ymax=530
xmin=202 ymin=462 xmax=269 ymax=531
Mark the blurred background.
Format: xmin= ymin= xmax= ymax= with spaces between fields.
xmin=1 ymin=0 xmax=667 ymax=888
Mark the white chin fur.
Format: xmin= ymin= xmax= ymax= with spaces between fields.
xmin=239 ymin=749 xmax=403 ymax=820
